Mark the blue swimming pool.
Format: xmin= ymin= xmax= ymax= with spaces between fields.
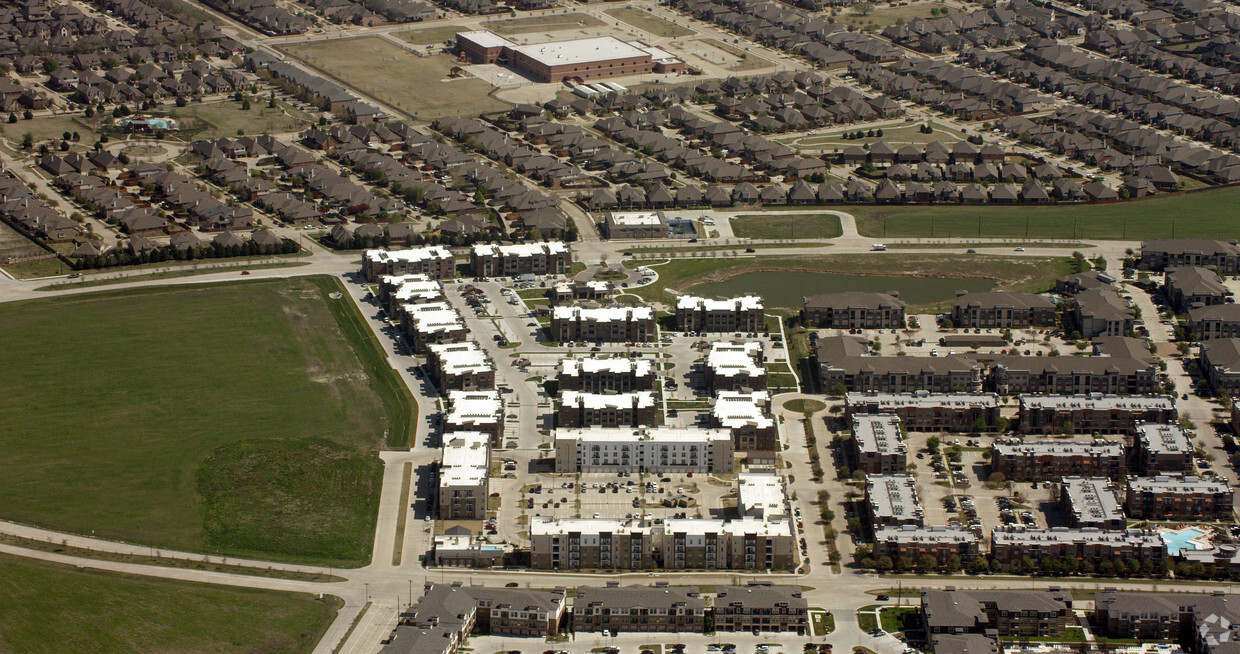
xmin=1161 ymin=528 xmax=1207 ymax=555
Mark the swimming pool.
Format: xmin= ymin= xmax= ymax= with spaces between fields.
xmin=1161 ymin=527 xmax=1208 ymax=555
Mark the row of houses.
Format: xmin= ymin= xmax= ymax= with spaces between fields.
xmin=881 ymin=4 xmax=1089 ymax=55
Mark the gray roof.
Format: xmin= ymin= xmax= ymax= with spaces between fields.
xmin=1167 ymin=266 xmax=1229 ymax=298
xmin=952 ymin=291 xmax=1055 ymax=311
xmin=932 ymin=634 xmax=999 ymax=654
xmin=921 ymin=589 xmax=1070 ymax=632
xmin=804 ymin=291 xmax=905 ymax=311
xmin=715 ymin=584 xmax=806 ymax=611
xmin=574 ymin=585 xmax=704 ymax=613
xmin=1143 ymin=238 xmax=1240 ymax=257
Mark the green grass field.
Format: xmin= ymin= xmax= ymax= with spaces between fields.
xmin=283 ymin=39 xmax=510 ymax=119
xmin=730 ymin=213 xmax=843 ymax=240
xmin=171 ymin=99 xmax=314 ymax=139
xmin=1 ymin=114 xmax=95 ymax=145
xmin=851 ymin=187 xmax=1240 ymax=240
xmin=483 ymin=12 xmax=604 ymax=34
xmin=627 ymin=253 xmax=1071 ymax=304
xmin=604 ymin=7 xmax=694 ymax=37
xmin=699 ymin=38 xmax=773 ymax=71
xmin=0 ymin=276 xmax=409 ymax=566
xmin=398 ymin=24 xmax=469 ymax=44
xmin=0 ymin=553 xmax=340 ymax=654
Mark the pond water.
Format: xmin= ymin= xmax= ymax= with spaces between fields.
xmin=687 ymin=271 xmax=995 ymax=309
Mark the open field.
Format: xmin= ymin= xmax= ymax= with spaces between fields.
xmin=840 ymin=1 xmax=944 ymax=28
xmin=605 ymin=7 xmax=695 ymax=37
xmin=699 ymin=38 xmax=773 ymax=71
xmin=2 ymin=256 xmax=70 ymax=279
xmin=0 ymin=553 xmax=340 ymax=654
xmin=171 ymin=98 xmax=314 ymax=139
xmin=1 ymin=114 xmax=96 ymax=145
xmin=0 ymin=276 xmax=409 ymax=566
xmin=398 ymin=24 xmax=469 ymax=44
xmin=483 ymin=12 xmax=603 ymax=34
xmin=37 ymin=260 xmax=311 ymax=290
xmin=730 ymin=213 xmax=843 ymax=240
xmin=626 ymin=254 xmax=1073 ymax=307
xmin=851 ymin=186 xmax=1240 ymax=240
xmin=780 ymin=125 xmax=965 ymax=149
xmin=282 ymin=39 xmax=509 ymax=119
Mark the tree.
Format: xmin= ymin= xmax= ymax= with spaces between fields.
xmin=853 ymin=0 xmax=874 ymax=14
xmin=22 ymin=109 xmax=32 ymax=120
xmin=875 ymin=556 xmax=893 ymax=571
xmin=895 ymin=556 xmax=913 ymax=572
xmin=926 ymin=436 xmax=941 ymax=453
xmin=6 ymin=112 xmax=15 ymax=124
xmin=919 ymin=554 xmax=939 ymax=571
xmin=21 ymin=132 xmax=33 ymax=150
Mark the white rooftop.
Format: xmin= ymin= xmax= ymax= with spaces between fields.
xmin=737 ymin=473 xmax=785 ymax=519
xmin=555 ymin=426 xmax=732 ymax=444
xmin=552 ymin=305 xmax=654 ymax=321
xmin=530 ymin=516 xmax=647 ymax=536
xmin=851 ymin=414 xmax=905 ymax=456
xmin=456 ymin=30 xmax=515 ymax=49
xmin=562 ymin=357 xmax=653 ymax=377
xmin=508 ymin=36 xmax=650 ymax=68
xmin=427 ymin=342 xmax=492 ymax=375
xmin=663 ymin=516 xmax=792 ymax=538
xmin=393 ymin=279 xmax=444 ymax=304
xmin=441 ymin=431 xmax=489 ymax=486
xmin=446 ymin=390 xmax=503 ymax=425
xmin=1021 ymin=394 xmax=1176 ymax=411
xmin=713 ymin=391 xmax=774 ymax=429
xmin=865 ymin=474 xmax=922 ymax=522
xmin=847 ymin=390 xmax=999 ymax=409
xmin=404 ymin=302 xmax=464 ymax=334
xmin=473 ymin=241 xmax=567 ymax=258
xmin=381 ymin=273 xmax=431 ymax=287
xmin=366 ymin=246 xmax=452 ymax=264
xmin=1127 ymin=473 xmax=1231 ymax=495
xmin=561 ymin=390 xmax=655 ymax=410
xmin=608 ymin=211 xmax=665 ymax=227
xmin=677 ymin=294 xmax=764 ymax=312
xmin=706 ymin=342 xmax=765 ymax=378
xmin=1136 ymin=423 xmax=1192 ymax=454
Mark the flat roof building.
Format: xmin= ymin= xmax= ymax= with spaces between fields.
xmin=553 ymin=426 xmax=735 ymax=473
xmin=379 ymin=274 xmax=443 ymax=313
xmin=557 ymin=390 xmax=657 ymax=428
xmin=737 ymin=473 xmax=787 ymax=521
xmin=401 ymin=302 xmax=468 ymax=353
xmin=602 ymin=211 xmax=669 ymax=239
xmin=989 ymin=527 xmax=1166 ymax=569
xmin=1018 ymin=394 xmax=1177 ymax=435
xmin=457 ymin=31 xmax=685 ymax=82
xmin=704 ymin=341 xmax=766 ymax=392
xmin=713 ymin=391 xmax=777 ymax=452
xmin=991 ymin=439 xmax=1126 ymax=480
xmin=558 ymin=357 xmax=654 ymax=393
xmin=675 ymin=294 xmax=764 ymax=333
xmin=439 ymin=432 xmax=490 ymax=520
xmin=1134 ymin=423 xmax=1194 ymax=473
xmin=865 ymin=474 xmax=924 ymax=527
xmin=530 ymin=516 xmax=790 ymax=570
xmin=1059 ymin=477 xmax=1125 ymax=529
xmin=363 ymin=246 xmax=455 ymax=281
xmin=850 ymin=414 xmax=907 ymax=474
xmin=470 ymin=241 xmax=571 ymax=277
xmin=426 ymin=342 xmax=495 ymax=391
xmin=873 ymin=525 xmax=982 ymax=570
xmin=551 ymin=305 xmax=655 ymax=343
xmin=446 ymin=390 xmax=504 ymax=444
xmin=1125 ymin=474 xmax=1233 ymax=521
xmin=846 ymin=391 xmax=1000 ymax=432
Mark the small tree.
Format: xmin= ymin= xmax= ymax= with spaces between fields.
xmin=853 ymin=0 xmax=874 ymax=14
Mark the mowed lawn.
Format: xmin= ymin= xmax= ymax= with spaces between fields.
xmin=604 ymin=7 xmax=695 ymax=37
xmin=731 ymin=213 xmax=843 ymax=239
xmin=282 ymin=39 xmax=510 ymax=119
xmin=0 ymin=276 xmax=407 ymax=566
xmin=171 ymin=99 xmax=314 ymax=138
xmin=0 ymin=553 xmax=339 ymax=654
xmin=483 ymin=12 xmax=604 ymax=34
xmin=851 ymin=186 xmax=1240 ymax=240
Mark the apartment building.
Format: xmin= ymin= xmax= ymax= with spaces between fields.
xmin=556 ymin=390 xmax=657 ymax=428
xmin=1165 ymin=266 xmax=1230 ymax=312
xmin=571 ymin=584 xmax=705 ymax=633
xmin=846 ymin=391 xmax=1000 ymax=432
xmin=363 ymin=246 xmax=455 ymax=281
xmin=445 ymin=390 xmax=504 ymax=444
xmin=987 ymin=355 xmax=1158 ymax=395
xmin=705 ymin=341 xmax=767 ymax=392
xmin=1056 ymin=270 xmax=1116 ymax=295
xmin=384 ymin=583 xmax=567 ymax=653
xmin=712 ymin=391 xmax=778 ymax=452
xmin=850 ymin=414 xmax=907 ymax=474
xmin=553 ymin=426 xmax=735 ymax=474
xmin=550 ymin=306 xmax=655 ymax=343
xmin=1059 ymin=477 xmax=1126 ymax=529
xmin=873 ymin=526 xmax=981 ymax=568
xmin=401 ymin=302 xmax=468 ymax=353
xmin=951 ymin=291 xmax=1057 ymax=328
xmin=1124 ymin=474 xmax=1234 ymax=521
xmin=379 ymin=274 xmax=444 ymax=313
xmin=530 ymin=518 xmax=655 ymax=570
xmin=1187 ymin=304 xmax=1240 ymax=340
xmin=1139 ymin=239 xmax=1240 ymax=273
xmin=815 ymin=335 xmax=982 ymax=393
xmin=713 ymin=584 xmax=808 ymax=634
xmin=438 ymin=432 xmax=490 ymax=520
xmin=737 ymin=473 xmax=788 ymax=521
xmin=865 ymin=474 xmax=924 ymax=528
xmin=1094 ymin=591 xmax=1239 ymax=644
xmin=921 ymin=588 xmax=1073 ymax=638
xmin=657 ymin=517 xmax=795 ymax=571
xmin=1134 ymin=423 xmax=1194 ymax=473
xmin=558 ymin=357 xmax=654 ymax=393
xmin=675 ymin=294 xmax=765 ymax=333
xmin=1199 ymin=338 xmax=1240 ymax=395
xmin=550 ymin=280 xmax=611 ymax=305
xmin=426 ymin=342 xmax=495 ymax=391
xmin=1068 ymin=288 xmax=1134 ymax=338
xmin=989 ymin=527 xmax=1166 ymax=569
xmin=602 ymin=211 xmax=669 ymax=239
xmin=991 ymin=440 xmax=1126 ymax=480
xmin=431 ymin=534 xmax=504 ymax=569
xmin=1017 ymin=394 xmax=1177 ymax=435
xmin=470 ymin=242 xmax=571 ymax=277
xmin=802 ymin=292 xmax=906 ymax=329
